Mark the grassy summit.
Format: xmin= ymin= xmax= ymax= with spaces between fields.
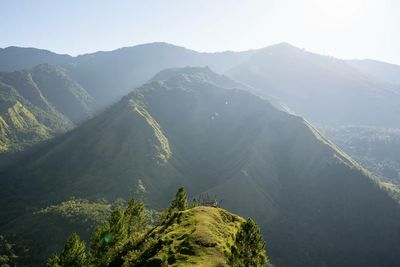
xmin=125 ymin=206 xmax=243 ymax=266
xmin=49 ymin=188 xmax=271 ymax=267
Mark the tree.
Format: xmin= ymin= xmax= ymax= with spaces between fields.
xmin=168 ymin=187 xmax=188 ymax=212
xmin=0 ymin=235 xmax=18 ymax=267
xmin=89 ymin=223 xmax=111 ymax=266
xmin=47 ymin=255 xmax=61 ymax=267
xmin=162 ymin=187 xmax=188 ymax=222
xmin=55 ymin=233 xmax=88 ymax=267
xmin=124 ymin=198 xmax=145 ymax=235
xmin=229 ymin=218 xmax=270 ymax=267
xmin=108 ymin=208 xmax=127 ymax=245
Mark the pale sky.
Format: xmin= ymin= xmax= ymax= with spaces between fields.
xmin=1 ymin=0 xmax=399 ymax=64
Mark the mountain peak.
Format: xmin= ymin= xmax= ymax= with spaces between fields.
xmin=265 ymin=42 xmax=302 ymax=51
xmin=150 ymin=66 xmax=212 ymax=81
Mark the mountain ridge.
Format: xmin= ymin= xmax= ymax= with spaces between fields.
xmin=2 ymin=67 xmax=400 ymax=266
xmin=0 ymin=64 xmax=95 ymax=154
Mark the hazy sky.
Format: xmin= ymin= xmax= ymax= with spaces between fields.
xmin=1 ymin=0 xmax=399 ymax=64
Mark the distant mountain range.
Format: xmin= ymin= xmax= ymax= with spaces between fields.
xmin=2 ymin=42 xmax=399 ymax=128
xmin=2 ymin=42 xmax=400 ymax=266
xmin=0 ymin=43 xmax=255 ymax=108
xmin=348 ymin=59 xmax=400 ymax=85
xmin=228 ymin=43 xmax=400 ymax=127
xmin=2 ymin=68 xmax=400 ymax=266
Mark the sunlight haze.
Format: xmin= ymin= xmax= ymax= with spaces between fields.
xmin=1 ymin=0 xmax=399 ymax=64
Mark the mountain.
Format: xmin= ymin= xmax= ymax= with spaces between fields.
xmin=66 ymin=42 xmax=255 ymax=107
xmin=348 ymin=59 xmax=400 ymax=85
xmin=1 ymin=43 xmax=255 ymax=109
xmin=0 ymin=64 xmax=94 ymax=123
xmin=3 ymin=43 xmax=400 ymax=129
xmin=2 ymin=67 xmax=400 ymax=266
xmin=0 ymin=80 xmax=71 ymax=155
xmin=0 ymin=64 xmax=94 ymax=156
xmin=0 ymin=47 xmax=71 ymax=72
xmin=109 ymin=206 xmax=271 ymax=267
xmin=227 ymin=43 xmax=400 ymax=128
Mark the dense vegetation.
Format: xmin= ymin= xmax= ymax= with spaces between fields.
xmin=0 ymin=64 xmax=94 ymax=155
xmin=321 ymin=126 xmax=400 ymax=183
xmin=0 ymin=235 xmax=18 ymax=267
xmin=48 ymin=188 xmax=270 ymax=267
xmin=321 ymin=126 xmax=400 ymax=202
xmin=0 ymin=198 xmax=113 ymax=266
xmin=2 ymin=68 xmax=400 ymax=266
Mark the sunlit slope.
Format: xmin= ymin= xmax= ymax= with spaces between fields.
xmin=0 ymin=64 xmax=94 ymax=154
xmin=0 ymin=81 xmax=71 ymax=153
xmin=0 ymin=64 xmax=94 ymax=123
xmin=2 ymin=67 xmax=400 ymax=266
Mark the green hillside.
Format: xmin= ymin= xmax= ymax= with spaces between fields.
xmin=0 ymin=64 xmax=94 ymax=123
xmin=1 ymin=67 xmax=400 ymax=266
xmin=131 ymin=206 xmax=244 ymax=266
xmin=0 ymin=64 xmax=94 ymax=155
xmin=0 ymin=81 xmax=71 ymax=154
xmin=0 ymin=198 xmax=113 ymax=265
xmin=47 ymin=188 xmax=271 ymax=267
xmin=112 ymin=206 xmax=270 ymax=267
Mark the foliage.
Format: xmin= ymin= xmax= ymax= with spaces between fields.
xmin=37 ymin=198 xmax=112 ymax=228
xmin=48 ymin=233 xmax=88 ymax=267
xmin=166 ymin=187 xmax=188 ymax=216
xmin=0 ymin=63 xmax=96 ymax=155
xmin=124 ymin=198 xmax=146 ymax=235
xmin=49 ymin=188 xmax=268 ymax=266
xmin=0 ymin=198 xmax=113 ymax=266
xmin=0 ymin=235 xmax=18 ymax=267
xmin=229 ymin=218 xmax=270 ymax=267
xmin=322 ymin=126 xmax=400 ymax=184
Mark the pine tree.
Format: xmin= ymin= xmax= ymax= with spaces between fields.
xmin=90 ymin=208 xmax=128 ymax=266
xmin=55 ymin=233 xmax=88 ymax=267
xmin=163 ymin=187 xmax=188 ymax=221
xmin=89 ymin=223 xmax=111 ymax=266
xmin=0 ymin=235 xmax=18 ymax=267
xmin=169 ymin=187 xmax=188 ymax=212
xmin=108 ymin=208 xmax=127 ymax=245
xmin=229 ymin=218 xmax=269 ymax=267
xmin=124 ymin=198 xmax=145 ymax=235
xmin=47 ymin=255 xmax=61 ymax=267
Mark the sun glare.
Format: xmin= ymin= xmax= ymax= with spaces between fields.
xmin=307 ymin=0 xmax=366 ymax=26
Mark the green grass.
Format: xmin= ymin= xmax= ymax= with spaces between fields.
xmin=122 ymin=206 xmax=244 ymax=267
